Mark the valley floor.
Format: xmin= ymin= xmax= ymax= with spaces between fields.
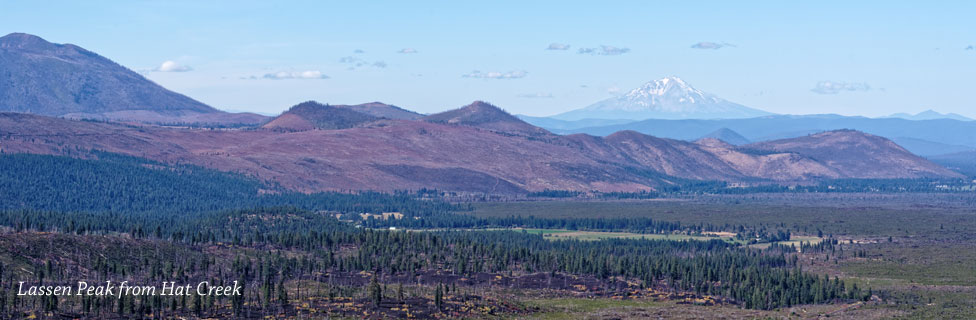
xmin=1 ymin=193 xmax=974 ymax=319
xmin=468 ymin=194 xmax=976 ymax=319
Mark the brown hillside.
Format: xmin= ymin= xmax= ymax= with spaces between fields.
xmin=424 ymin=101 xmax=550 ymax=137
xmin=0 ymin=104 xmax=960 ymax=194
xmin=745 ymin=130 xmax=962 ymax=179
xmin=338 ymin=102 xmax=423 ymax=120
xmin=262 ymin=101 xmax=380 ymax=131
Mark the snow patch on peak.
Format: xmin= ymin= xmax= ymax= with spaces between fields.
xmin=627 ymin=77 xmax=707 ymax=99
xmin=552 ymin=77 xmax=774 ymax=121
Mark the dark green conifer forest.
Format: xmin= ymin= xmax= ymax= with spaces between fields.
xmin=0 ymin=153 xmax=872 ymax=318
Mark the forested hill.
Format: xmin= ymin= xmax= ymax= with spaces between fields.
xmin=0 ymin=152 xmax=458 ymax=215
xmin=0 ymin=151 xmax=867 ymax=315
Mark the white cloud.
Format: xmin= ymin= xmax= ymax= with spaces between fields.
xmin=339 ymin=56 xmax=387 ymax=69
xmin=397 ymin=48 xmax=418 ymax=54
xmin=810 ymin=81 xmax=871 ymax=94
xmin=578 ymin=45 xmax=630 ymax=55
xmin=966 ymin=45 xmax=974 ymax=50
xmin=517 ymin=93 xmax=554 ymax=98
xmin=354 ymin=49 xmax=365 ymax=54
xmin=153 ymin=60 xmax=192 ymax=72
xmin=547 ymin=43 xmax=570 ymax=50
xmin=261 ymin=70 xmax=329 ymax=80
xmin=607 ymin=86 xmax=621 ymax=94
xmin=691 ymin=41 xmax=736 ymax=50
xmin=462 ymin=70 xmax=527 ymax=79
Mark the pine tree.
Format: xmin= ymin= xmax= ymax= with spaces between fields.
xmin=434 ymin=284 xmax=444 ymax=309
xmin=368 ymin=276 xmax=383 ymax=306
xmin=277 ymin=280 xmax=289 ymax=309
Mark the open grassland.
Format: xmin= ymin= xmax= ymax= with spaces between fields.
xmin=519 ymin=297 xmax=903 ymax=320
xmin=472 ymin=195 xmax=976 ymax=319
xmin=412 ymin=228 xmax=745 ymax=243
xmin=840 ymin=241 xmax=976 ymax=287
xmin=469 ymin=197 xmax=976 ymax=237
xmin=417 ymin=228 xmax=822 ymax=247
xmin=515 ymin=228 xmax=742 ymax=242
xmin=812 ymin=240 xmax=976 ymax=319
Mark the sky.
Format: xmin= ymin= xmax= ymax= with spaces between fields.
xmin=1 ymin=1 xmax=974 ymax=117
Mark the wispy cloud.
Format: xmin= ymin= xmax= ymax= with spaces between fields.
xmin=547 ymin=43 xmax=570 ymax=50
xmin=966 ymin=45 xmax=974 ymax=50
xmin=578 ymin=45 xmax=630 ymax=55
xmin=339 ymin=56 xmax=386 ymax=69
xmin=257 ymin=70 xmax=329 ymax=80
xmin=153 ymin=60 xmax=192 ymax=72
xmin=462 ymin=70 xmax=527 ymax=79
xmin=811 ymin=81 xmax=871 ymax=94
xmin=353 ymin=49 xmax=365 ymax=54
xmin=397 ymin=48 xmax=418 ymax=54
xmin=690 ymin=41 xmax=736 ymax=50
xmin=607 ymin=86 xmax=621 ymax=95
xmin=517 ymin=93 xmax=553 ymax=98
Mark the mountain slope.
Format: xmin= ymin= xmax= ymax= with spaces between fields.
xmin=698 ymin=128 xmax=751 ymax=145
xmin=425 ymin=101 xmax=550 ymax=136
xmin=0 ymin=111 xmax=652 ymax=193
xmin=552 ymin=77 xmax=772 ymax=121
xmin=930 ymin=151 xmax=976 ymax=177
xmin=550 ymin=115 xmax=976 ymax=155
xmin=338 ymin=102 xmax=423 ymax=120
xmin=693 ymin=138 xmax=841 ymax=181
xmin=745 ymin=130 xmax=961 ymax=179
xmin=0 ymin=33 xmax=267 ymax=125
xmin=262 ymin=101 xmax=380 ymax=131
xmin=0 ymin=106 xmax=961 ymax=194
xmin=888 ymin=137 xmax=974 ymax=157
xmin=597 ymin=131 xmax=750 ymax=181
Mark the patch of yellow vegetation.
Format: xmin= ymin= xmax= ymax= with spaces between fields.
xmin=702 ymin=231 xmax=736 ymax=237
xmin=359 ymin=212 xmax=404 ymax=220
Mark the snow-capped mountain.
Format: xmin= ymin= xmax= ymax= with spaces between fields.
xmin=553 ymin=77 xmax=773 ymax=120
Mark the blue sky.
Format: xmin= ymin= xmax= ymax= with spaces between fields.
xmin=2 ymin=1 xmax=974 ymax=117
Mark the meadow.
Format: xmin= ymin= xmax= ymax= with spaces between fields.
xmin=3 ymin=154 xmax=975 ymax=318
xmin=466 ymin=195 xmax=976 ymax=319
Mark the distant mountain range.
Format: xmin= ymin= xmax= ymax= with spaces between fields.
xmin=552 ymin=77 xmax=773 ymax=121
xmin=522 ymin=77 xmax=975 ymax=157
xmin=0 ymin=100 xmax=961 ymax=194
xmin=889 ymin=110 xmax=973 ymax=121
xmin=0 ymin=33 xmax=267 ymax=125
xmin=544 ymin=77 xmax=971 ymax=123
xmin=523 ymin=115 xmax=976 ymax=157
xmin=0 ymin=33 xmax=969 ymax=193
